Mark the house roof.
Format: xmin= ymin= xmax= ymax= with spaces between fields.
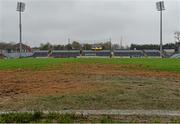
xmin=13 ymin=43 xmax=31 ymax=49
xmin=0 ymin=43 xmax=31 ymax=50
xmin=0 ymin=53 xmax=6 ymax=58
xmin=0 ymin=43 xmax=13 ymax=49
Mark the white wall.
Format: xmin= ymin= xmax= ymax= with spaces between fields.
xmin=3 ymin=52 xmax=33 ymax=58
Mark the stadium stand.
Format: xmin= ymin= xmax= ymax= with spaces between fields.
xmin=33 ymin=51 xmax=48 ymax=57
xmin=82 ymin=50 xmax=96 ymax=56
xmin=170 ymin=53 xmax=180 ymax=58
xmin=144 ymin=50 xmax=160 ymax=57
xmin=96 ymin=50 xmax=111 ymax=56
xmin=32 ymin=50 xmax=165 ymax=58
xmin=164 ymin=49 xmax=175 ymax=57
xmin=82 ymin=50 xmax=110 ymax=56
xmin=50 ymin=50 xmax=80 ymax=58
xmin=114 ymin=50 xmax=144 ymax=58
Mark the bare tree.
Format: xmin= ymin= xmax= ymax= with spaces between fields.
xmin=174 ymin=31 xmax=180 ymax=52
xmin=174 ymin=31 xmax=180 ymax=43
xmin=112 ymin=44 xmax=120 ymax=50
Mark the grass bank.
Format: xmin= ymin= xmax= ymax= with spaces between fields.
xmin=0 ymin=58 xmax=180 ymax=72
xmin=0 ymin=112 xmax=180 ymax=123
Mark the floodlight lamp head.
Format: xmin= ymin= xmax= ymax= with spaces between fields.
xmin=16 ymin=2 xmax=25 ymax=12
xmin=156 ymin=1 xmax=165 ymax=11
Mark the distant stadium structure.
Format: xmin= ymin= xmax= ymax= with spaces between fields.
xmin=171 ymin=53 xmax=180 ymax=58
xmin=0 ymin=41 xmax=178 ymax=58
xmin=114 ymin=50 xmax=144 ymax=58
xmin=31 ymin=49 xmax=164 ymax=58
xmin=33 ymin=51 xmax=48 ymax=58
xmin=0 ymin=43 xmax=33 ymax=58
xmin=82 ymin=50 xmax=110 ymax=57
xmin=144 ymin=50 xmax=161 ymax=57
xmin=0 ymin=43 xmax=31 ymax=53
xmin=1 ymin=48 xmax=179 ymax=58
xmin=50 ymin=50 xmax=80 ymax=58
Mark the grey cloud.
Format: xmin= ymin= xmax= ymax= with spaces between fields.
xmin=0 ymin=0 xmax=180 ymax=47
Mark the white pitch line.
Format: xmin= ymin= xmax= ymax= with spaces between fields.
xmin=0 ymin=110 xmax=180 ymax=116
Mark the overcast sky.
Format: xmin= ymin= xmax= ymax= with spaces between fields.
xmin=0 ymin=0 xmax=180 ymax=47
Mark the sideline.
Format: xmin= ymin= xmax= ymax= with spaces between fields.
xmin=0 ymin=110 xmax=180 ymax=116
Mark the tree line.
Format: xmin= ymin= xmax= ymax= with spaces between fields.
xmin=130 ymin=43 xmax=180 ymax=51
xmin=0 ymin=41 xmax=179 ymax=51
xmin=38 ymin=41 xmax=123 ymax=50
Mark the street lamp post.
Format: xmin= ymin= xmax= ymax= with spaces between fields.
xmin=156 ymin=1 xmax=165 ymax=58
xmin=109 ymin=37 xmax=112 ymax=58
xmin=16 ymin=2 xmax=25 ymax=58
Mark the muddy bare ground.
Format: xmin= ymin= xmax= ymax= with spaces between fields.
xmin=0 ymin=63 xmax=180 ymax=110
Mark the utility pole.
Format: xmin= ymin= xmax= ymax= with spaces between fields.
xmin=19 ymin=9 xmax=22 ymax=56
xmin=120 ymin=36 xmax=123 ymax=49
xmin=160 ymin=9 xmax=163 ymax=57
xmin=68 ymin=37 xmax=71 ymax=49
xmin=156 ymin=1 xmax=165 ymax=58
xmin=68 ymin=38 xmax=70 ymax=46
xmin=109 ymin=37 xmax=112 ymax=58
xmin=16 ymin=2 xmax=25 ymax=58
xmin=68 ymin=38 xmax=71 ymax=57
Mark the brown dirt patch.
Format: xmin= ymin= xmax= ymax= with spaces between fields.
xmin=0 ymin=71 xmax=96 ymax=98
xmin=60 ymin=63 xmax=180 ymax=79
xmin=0 ymin=63 xmax=180 ymax=101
